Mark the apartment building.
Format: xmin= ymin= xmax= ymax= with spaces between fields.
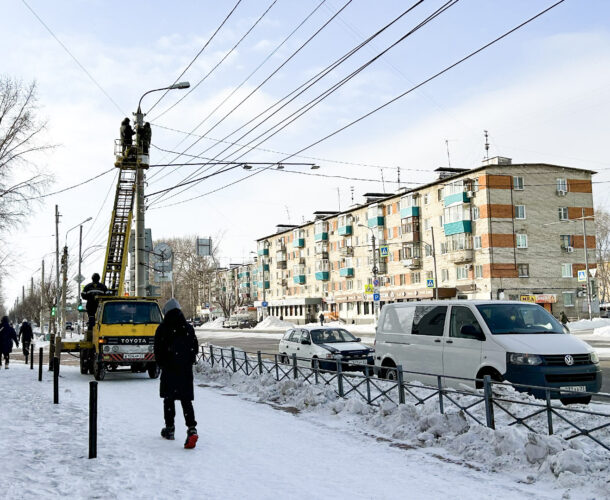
xmin=246 ymin=157 xmax=596 ymax=324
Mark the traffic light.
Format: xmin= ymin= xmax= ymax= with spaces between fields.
xmin=77 ymin=303 xmax=85 ymax=312
xmin=51 ymin=306 xmax=57 ymax=317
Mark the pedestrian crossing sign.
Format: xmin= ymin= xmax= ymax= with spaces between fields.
xmin=364 ymin=284 xmax=374 ymax=294
xmin=379 ymin=245 xmax=389 ymax=257
xmin=426 ymin=279 xmax=435 ymax=288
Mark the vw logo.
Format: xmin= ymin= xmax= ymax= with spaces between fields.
xmin=564 ymin=354 xmax=574 ymax=366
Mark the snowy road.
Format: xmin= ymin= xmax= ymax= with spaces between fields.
xmin=0 ymin=363 xmax=593 ymax=500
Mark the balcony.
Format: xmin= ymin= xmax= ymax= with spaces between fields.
xmin=293 ymin=275 xmax=305 ymax=285
xmin=237 ymin=271 xmax=250 ymax=279
xmin=315 ymin=271 xmax=329 ymax=281
xmin=444 ymin=220 xmax=472 ymax=236
xmin=239 ymin=282 xmax=251 ymax=288
xmin=444 ymin=191 xmax=470 ymax=206
xmin=258 ymin=263 xmax=269 ymax=272
xmin=276 ymin=251 xmax=287 ymax=262
xmin=401 ymin=230 xmax=420 ymax=243
xmin=339 ymin=267 xmax=354 ymax=277
xmin=257 ymin=280 xmax=270 ymax=289
xmin=257 ymin=248 xmax=269 ymax=256
xmin=448 ymin=249 xmax=473 ymax=264
xmin=339 ymin=246 xmax=354 ymax=256
xmin=277 ymin=279 xmax=287 ymax=287
xmin=401 ymin=258 xmax=421 ymax=269
xmin=368 ymin=216 xmax=385 ymax=228
xmin=293 ymin=238 xmax=305 ymax=248
xmin=314 ymin=231 xmax=328 ymax=242
xmin=315 ymin=250 xmax=329 ymax=259
xmin=338 ymin=225 xmax=353 ymax=236
xmin=400 ymin=206 xmax=420 ymax=218
xmin=298 ymin=257 xmax=306 ymax=265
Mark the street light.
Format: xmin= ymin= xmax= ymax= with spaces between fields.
xmin=134 ymin=82 xmax=191 ymax=298
xmin=63 ymin=217 xmax=92 ymax=335
xmin=358 ymin=224 xmax=380 ymax=320
xmin=421 ymin=227 xmax=439 ymax=300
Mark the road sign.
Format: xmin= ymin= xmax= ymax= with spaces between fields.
xmin=373 ymin=279 xmax=379 ymax=287
xmin=379 ymin=245 xmax=389 ymax=257
xmin=426 ymin=279 xmax=435 ymax=288
xmin=373 ymin=293 xmax=380 ymax=301
xmin=73 ymin=273 xmax=85 ymax=283
xmin=577 ymin=270 xmax=587 ymax=282
xmin=364 ymin=284 xmax=374 ymax=294
xmin=262 ymin=301 xmax=268 ymax=307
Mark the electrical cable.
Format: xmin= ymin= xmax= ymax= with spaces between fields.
xmin=151 ymin=0 xmax=278 ymax=121
xmin=147 ymin=0 xmax=567 ymax=210
xmin=30 ymin=168 xmax=114 ymax=200
xmin=146 ymin=0 xmax=245 ymax=114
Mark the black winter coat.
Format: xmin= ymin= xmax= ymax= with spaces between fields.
xmin=154 ymin=309 xmax=199 ymax=400
xmin=19 ymin=322 xmax=34 ymax=343
xmin=81 ymin=281 xmax=108 ymax=317
xmin=0 ymin=319 xmax=18 ymax=354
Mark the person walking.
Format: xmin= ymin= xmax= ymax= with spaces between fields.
xmin=154 ymin=298 xmax=199 ymax=449
xmin=0 ymin=316 xmax=18 ymax=369
xmin=560 ymin=311 xmax=568 ymax=325
xmin=18 ymin=319 xmax=34 ymax=364
xmin=81 ymin=273 xmax=108 ymax=336
xmin=319 ymin=312 xmax=325 ymax=326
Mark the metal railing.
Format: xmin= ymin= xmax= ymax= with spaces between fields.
xmin=197 ymin=345 xmax=610 ymax=453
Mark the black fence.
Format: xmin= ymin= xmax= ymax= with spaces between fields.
xmin=198 ymin=345 xmax=610 ymax=453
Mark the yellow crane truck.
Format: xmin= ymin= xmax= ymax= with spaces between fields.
xmin=60 ymin=141 xmax=162 ymax=380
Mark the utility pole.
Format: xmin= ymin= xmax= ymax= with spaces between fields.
xmin=78 ymin=224 xmax=83 ymax=335
xmin=51 ymin=204 xmax=60 ymax=369
xmin=582 ymin=208 xmax=593 ymax=320
xmin=40 ymin=260 xmax=45 ymax=339
xmin=430 ymin=227 xmax=439 ymax=300
xmin=371 ymin=232 xmax=379 ymax=320
xmin=61 ymin=245 xmax=68 ymax=337
xmin=134 ymin=106 xmax=147 ymax=298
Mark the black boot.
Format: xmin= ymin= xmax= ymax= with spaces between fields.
xmin=184 ymin=426 xmax=198 ymax=449
xmin=161 ymin=426 xmax=175 ymax=440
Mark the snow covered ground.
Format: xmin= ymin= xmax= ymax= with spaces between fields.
xmin=1 ymin=361 xmax=609 ymax=499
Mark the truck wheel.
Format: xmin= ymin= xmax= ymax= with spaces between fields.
xmin=147 ymin=363 xmax=160 ymax=379
xmin=93 ymin=357 xmax=106 ymax=381
xmin=80 ymin=349 xmax=89 ymax=374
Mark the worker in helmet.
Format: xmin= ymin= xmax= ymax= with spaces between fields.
xmin=120 ymin=117 xmax=134 ymax=156
xmin=81 ymin=273 xmax=108 ymax=335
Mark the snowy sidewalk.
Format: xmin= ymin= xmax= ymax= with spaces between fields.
xmin=0 ymin=363 xmax=604 ymax=499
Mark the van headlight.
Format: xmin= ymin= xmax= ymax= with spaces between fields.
xmin=590 ymin=352 xmax=599 ymax=364
xmin=508 ymin=353 xmax=542 ymax=366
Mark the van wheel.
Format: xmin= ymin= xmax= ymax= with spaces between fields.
xmin=560 ymin=396 xmax=591 ymax=405
xmin=381 ymin=361 xmax=397 ymax=380
xmin=475 ymin=369 xmax=502 ymax=389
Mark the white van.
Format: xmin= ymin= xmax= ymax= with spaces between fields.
xmin=375 ymin=300 xmax=602 ymax=404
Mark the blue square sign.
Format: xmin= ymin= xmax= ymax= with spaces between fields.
xmin=426 ymin=279 xmax=435 ymax=288
xmin=373 ymin=293 xmax=380 ymax=301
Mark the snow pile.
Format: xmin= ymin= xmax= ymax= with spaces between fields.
xmin=567 ymin=318 xmax=610 ymax=331
xmin=195 ymin=356 xmax=610 ymax=495
xmin=253 ymin=316 xmax=294 ymax=331
xmin=199 ymin=317 xmax=226 ymax=329
xmin=592 ymin=325 xmax=610 ymax=338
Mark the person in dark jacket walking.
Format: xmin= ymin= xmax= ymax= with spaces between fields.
xmin=18 ymin=319 xmax=34 ymax=364
xmin=319 ymin=312 xmax=324 ymax=326
xmin=81 ymin=273 xmax=108 ymax=335
xmin=120 ymin=117 xmax=134 ymax=155
xmin=154 ymin=298 xmax=199 ymax=449
xmin=0 ymin=316 xmax=19 ymax=369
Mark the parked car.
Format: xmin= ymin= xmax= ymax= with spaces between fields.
xmin=65 ymin=321 xmax=73 ymax=331
xmin=375 ymin=300 xmax=602 ymax=404
xmin=192 ymin=318 xmax=203 ymax=327
xmin=278 ymin=326 xmax=374 ymax=373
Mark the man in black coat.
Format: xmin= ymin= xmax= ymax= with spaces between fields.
xmin=120 ymin=117 xmax=134 ymax=155
xmin=0 ymin=316 xmax=19 ymax=369
xmin=81 ymin=273 xmax=108 ymax=334
xmin=154 ymin=298 xmax=199 ymax=449
xmin=18 ymin=319 xmax=34 ymax=364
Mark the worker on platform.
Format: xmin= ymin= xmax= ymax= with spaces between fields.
xmin=155 ymin=298 xmax=199 ymax=449
xmin=18 ymin=319 xmax=34 ymax=364
xmin=140 ymin=122 xmax=152 ymax=155
xmin=120 ymin=117 xmax=134 ymax=156
xmin=81 ymin=273 xmax=108 ymax=333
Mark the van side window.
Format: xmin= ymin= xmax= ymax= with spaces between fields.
xmin=288 ymin=330 xmax=300 ymax=342
xmin=412 ymin=306 xmax=447 ymax=336
xmin=283 ymin=329 xmax=294 ymax=340
xmin=450 ymin=306 xmax=482 ymax=338
xmin=381 ymin=307 xmax=416 ymax=333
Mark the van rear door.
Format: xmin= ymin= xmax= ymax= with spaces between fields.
xmin=443 ymin=305 xmax=484 ymax=386
xmin=406 ymin=305 xmax=448 ymax=384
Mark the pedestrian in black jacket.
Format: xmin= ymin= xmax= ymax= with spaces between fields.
xmin=0 ymin=316 xmax=19 ymax=369
xmin=154 ymin=298 xmax=199 ymax=449
xmin=81 ymin=273 xmax=108 ymax=333
xmin=18 ymin=320 xmax=34 ymax=364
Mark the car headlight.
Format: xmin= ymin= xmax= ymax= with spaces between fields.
xmin=112 ymin=345 xmax=119 ymax=352
xmin=590 ymin=352 xmax=599 ymax=364
xmin=508 ymin=353 xmax=542 ymax=366
xmin=325 ymin=353 xmax=336 ymax=359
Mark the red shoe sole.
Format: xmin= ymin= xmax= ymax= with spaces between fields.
xmin=184 ymin=434 xmax=198 ymax=449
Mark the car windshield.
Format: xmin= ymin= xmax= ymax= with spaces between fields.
xmin=102 ymin=302 xmax=162 ymax=325
xmin=476 ymin=304 xmax=565 ymax=335
xmin=310 ymin=328 xmax=358 ymax=343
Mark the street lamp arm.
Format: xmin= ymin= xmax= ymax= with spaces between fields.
xmin=138 ymin=82 xmax=190 ymax=113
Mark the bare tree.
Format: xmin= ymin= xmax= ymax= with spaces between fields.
xmin=595 ymin=207 xmax=610 ymax=303
xmin=0 ymin=76 xmax=54 ymax=235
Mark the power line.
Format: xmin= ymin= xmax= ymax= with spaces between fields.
xmin=151 ymin=0 xmax=278 ymax=121
xmin=147 ymin=0 xmax=328 ymax=178
xmin=148 ymin=0 xmax=568 ymax=210
xmin=21 ymin=0 xmax=125 ymax=115
xmin=30 ymin=168 xmax=114 ymax=200
xmin=146 ymin=0 xmax=245 ymax=114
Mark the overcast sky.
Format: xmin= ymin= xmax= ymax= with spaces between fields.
xmin=2 ymin=0 xmax=610 ymax=310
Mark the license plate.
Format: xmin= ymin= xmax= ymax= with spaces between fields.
xmin=560 ymin=386 xmax=586 ymax=393
xmin=123 ymin=353 xmax=145 ymax=359
xmin=349 ymin=359 xmax=367 ymax=365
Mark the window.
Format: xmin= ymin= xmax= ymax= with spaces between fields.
xmin=449 ymin=306 xmax=483 ymax=339
xmin=472 ymin=179 xmax=479 ymax=192
xmin=563 ymin=291 xmax=575 ymax=307
xmin=558 ymin=207 xmax=568 ymax=221
xmin=557 ymin=178 xmax=568 ymax=193
xmin=400 ymin=195 xmax=418 ymax=210
xmin=424 ymin=244 xmax=432 ymax=257
xmin=561 ymin=263 xmax=573 ymax=278
xmin=445 ymin=180 xmax=465 ymax=196
xmin=474 ymin=265 xmax=483 ymax=278
xmin=399 ymin=274 xmax=405 ymax=286
xmin=560 ymin=234 xmax=572 ymax=249
xmin=518 ymin=264 xmax=529 ymax=278
xmin=516 ymin=234 xmax=528 ymax=248
xmin=346 ymin=280 xmax=354 ymax=290
xmin=472 ymin=206 xmax=480 ymax=220
xmin=456 ymin=266 xmax=469 ymax=280
xmin=438 ymin=215 xmax=444 ymax=227
xmin=446 ymin=233 xmax=473 ymax=252
xmin=444 ymin=204 xmax=471 ymax=224
xmin=513 ymin=176 xmax=524 ymax=190
xmin=412 ymin=306 xmax=447 ymax=336
xmin=473 ymin=236 xmax=482 ymax=250
xmin=515 ymin=205 xmax=526 ymax=219
xmin=423 ymin=218 xmax=431 ymax=231
xmin=426 ymin=271 xmax=433 ymax=281
xmin=411 ymin=272 xmax=421 ymax=284
xmin=437 ymin=188 xmax=444 ymax=201
xmin=424 ymin=193 xmax=429 ymax=205
xmin=441 ymin=269 xmax=449 ymax=282
xmin=102 ymin=301 xmax=162 ymax=325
